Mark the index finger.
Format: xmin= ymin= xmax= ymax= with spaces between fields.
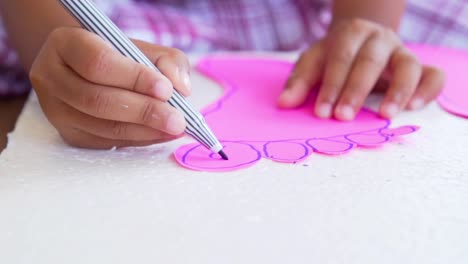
xmin=57 ymin=28 xmax=174 ymax=101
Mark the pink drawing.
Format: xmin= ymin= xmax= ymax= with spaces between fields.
xmin=174 ymin=56 xmax=420 ymax=172
xmin=407 ymin=45 xmax=468 ymax=119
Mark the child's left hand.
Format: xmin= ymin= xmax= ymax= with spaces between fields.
xmin=278 ymin=18 xmax=445 ymax=120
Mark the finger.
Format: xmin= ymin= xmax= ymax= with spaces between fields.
xmin=278 ymin=42 xmax=326 ymax=109
xmin=53 ymin=99 xmax=178 ymax=141
xmin=379 ymin=47 xmax=422 ymax=118
xmin=135 ymin=40 xmax=192 ymax=97
xmin=54 ymin=64 xmax=186 ymax=135
xmin=407 ymin=66 xmax=445 ymax=110
xmin=334 ymin=30 xmax=398 ymax=120
xmin=316 ymin=20 xmax=373 ymax=118
xmin=373 ymin=78 xmax=390 ymax=93
xmin=56 ymin=28 xmax=174 ymax=101
xmin=61 ymin=127 xmax=175 ymax=149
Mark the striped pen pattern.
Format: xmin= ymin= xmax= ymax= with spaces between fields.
xmin=59 ymin=0 xmax=226 ymax=157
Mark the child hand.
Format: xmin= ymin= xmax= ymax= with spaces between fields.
xmin=30 ymin=27 xmax=192 ymax=149
xmin=278 ymin=18 xmax=445 ymax=120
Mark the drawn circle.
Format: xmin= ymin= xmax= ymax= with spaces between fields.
xmin=345 ymin=132 xmax=389 ymax=147
xmin=306 ymin=139 xmax=355 ymax=154
xmin=380 ymin=126 xmax=419 ymax=137
xmin=174 ymin=142 xmax=262 ymax=172
xmin=263 ymin=141 xmax=310 ymax=163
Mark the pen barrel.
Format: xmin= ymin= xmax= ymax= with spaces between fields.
xmin=59 ymin=0 xmax=223 ymax=152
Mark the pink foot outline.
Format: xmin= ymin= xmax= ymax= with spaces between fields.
xmin=174 ymin=56 xmax=419 ymax=172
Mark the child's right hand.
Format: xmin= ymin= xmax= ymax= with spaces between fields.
xmin=30 ymin=27 xmax=192 ymax=149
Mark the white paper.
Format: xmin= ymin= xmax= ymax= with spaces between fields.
xmin=1 ymin=55 xmax=468 ymax=264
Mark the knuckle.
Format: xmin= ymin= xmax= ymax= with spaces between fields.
xmin=322 ymin=76 xmax=343 ymax=91
xmin=393 ymin=83 xmax=414 ymax=98
xmin=339 ymin=94 xmax=359 ymax=106
xmin=29 ymin=64 xmax=45 ymax=89
xmin=140 ymin=101 xmax=157 ymax=125
xmin=331 ymin=48 xmax=355 ymax=64
xmin=133 ymin=65 xmax=150 ymax=92
xmin=382 ymin=27 xmax=397 ymax=41
xmin=372 ymin=27 xmax=385 ymax=37
xmin=109 ymin=121 xmax=128 ymax=138
xmin=317 ymin=89 xmax=338 ymax=104
xmin=395 ymin=50 xmax=419 ymax=66
xmin=167 ymin=48 xmax=185 ymax=59
xmin=83 ymin=88 xmax=111 ymax=115
xmin=406 ymin=56 xmax=420 ymax=68
xmin=29 ymin=62 xmax=55 ymax=93
xmin=348 ymin=18 xmax=369 ymax=33
xmin=83 ymin=48 xmax=111 ymax=80
xmin=55 ymin=27 xmax=83 ymax=52
xmin=48 ymin=27 xmax=69 ymax=44
xmin=358 ymin=52 xmax=384 ymax=66
xmin=400 ymin=87 xmax=415 ymax=98
xmin=378 ymin=31 xmax=401 ymax=49
xmin=167 ymin=48 xmax=189 ymax=67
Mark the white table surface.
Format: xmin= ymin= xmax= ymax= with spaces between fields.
xmin=1 ymin=54 xmax=467 ymax=264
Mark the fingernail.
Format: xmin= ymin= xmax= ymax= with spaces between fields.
xmin=383 ymin=103 xmax=400 ymax=118
xmin=183 ymin=72 xmax=191 ymax=92
xmin=280 ymin=89 xmax=292 ymax=100
xmin=166 ymin=111 xmax=186 ymax=135
xmin=153 ymin=79 xmax=172 ymax=100
xmin=409 ymin=98 xmax=425 ymax=110
xmin=337 ymin=105 xmax=355 ymax=121
xmin=177 ymin=67 xmax=192 ymax=95
xmin=279 ymin=81 xmax=305 ymax=105
xmin=316 ymin=103 xmax=332 ymax=118
xmin=278 ymin=89 xmax=295 ymax=106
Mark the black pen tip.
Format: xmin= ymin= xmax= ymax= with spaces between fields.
xmin=218 ymin=150 xmax=229 ymax=160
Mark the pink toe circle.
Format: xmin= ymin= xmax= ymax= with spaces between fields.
xmin=174 ymin=142 xmax=262 ymax=172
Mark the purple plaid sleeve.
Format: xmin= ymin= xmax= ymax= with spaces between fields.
xmin=0 ymin=20 xmax=30 ymax=97
xmin=112 ymin=0 xmax=331 ymax=51
xmin=401 ymin=0 xmax=468 ymax=49
xmin=0 ymin=0 xmax=467 ymax=97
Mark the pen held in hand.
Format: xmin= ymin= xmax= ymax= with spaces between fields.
xmin=59 ymin=0 xmax=228 ymax=160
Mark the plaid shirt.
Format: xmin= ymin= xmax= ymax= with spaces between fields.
xmin=1 ymin=0 xmax=467 ymax=96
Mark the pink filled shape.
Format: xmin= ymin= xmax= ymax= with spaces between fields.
xmin=174 ymin=55 xmax=420 ymax=172
xmin=407 ymin=44 xmax=468 ymax=118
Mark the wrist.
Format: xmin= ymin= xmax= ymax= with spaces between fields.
xmin=327 ymin=17 xmax=398 ymax=34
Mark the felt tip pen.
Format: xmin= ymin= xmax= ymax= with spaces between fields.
xmin=59 ymin=0 xmax=228 ymax=160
